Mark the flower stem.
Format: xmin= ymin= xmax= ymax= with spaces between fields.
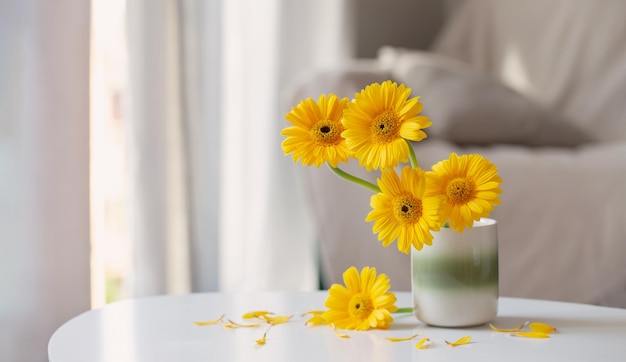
xmin=328 ymin=164 xmax=381 ymax=193
xmin=406 ymin=139 xmax=418 ymax=169
xmin=394 ymin=307 xmax=413 ymax=314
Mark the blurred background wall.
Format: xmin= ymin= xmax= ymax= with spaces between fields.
xmin=355 ymin=0 xmax=448 ymax=58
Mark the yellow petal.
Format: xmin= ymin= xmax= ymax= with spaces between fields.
xmin=302 ymin=310 xmax=326 ymax=326
xmin=511 ymin=331 xmax=551 ymax=338
xmin=445 ymin=335 xmax=471 ymax=347
xmin=242 ymin=311 xmax=271 ymax=319
xmin=489 ymin=322 xmax=526 ymax=332
xmin=222 ymin=319 xmax=261 ymax=328
xmin=305 ymin=315 xmax=326 ymax=326
xmin=332 ymin=325 xmax=351 ymax=339
xmin=265 ymin=315 xmax=292 ymax=325
xmin=193 ymin=314 xmax=224 ymax=326
xmin=334 ymin=330 xmax=351 ymax=339
xmin=255 ymin=332 xmax=267 ymax=345
xmin=386 ymin=334 xmax=419 ymax=342
xmin=529 ymin=322 xmax=557 ymax=334
xmin=415 ymin=337 xmax=430 ymax=350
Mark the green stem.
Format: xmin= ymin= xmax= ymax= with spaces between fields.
xmin=328 ymin=164 xmax=381 ymax=193
xmin=406 ymin=139 xmax=418 ymax=169
xmin=393 ymin=307 xmax=413 ymax=314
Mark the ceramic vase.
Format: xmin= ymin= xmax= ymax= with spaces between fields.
xmin=411 ymin=218 xmax=498 ymax=327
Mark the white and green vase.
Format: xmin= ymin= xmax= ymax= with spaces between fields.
xmin=411 ymin=218 xmax=498 ymax=327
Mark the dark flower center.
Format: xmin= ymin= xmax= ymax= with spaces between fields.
xmin=348 ymin=293 xmax=374 ymax=319
xmin=393 ymin=195 xmax=422 ymax=224
xmin=446 ymin=178 xmax=476 ymax=205
xmin=311 ymin=119 xmax=343 ymax=145
xmin=370 ymin=110 xmax=401 ymax=144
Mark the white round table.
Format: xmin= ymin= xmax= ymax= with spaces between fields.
xmin=49 ymin=292 xmax=626 ymax=361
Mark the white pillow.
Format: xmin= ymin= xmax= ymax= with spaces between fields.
xmin=378 ymin=47 xmax=593 ymax=147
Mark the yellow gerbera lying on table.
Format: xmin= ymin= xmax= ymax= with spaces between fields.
xmin=324 ymin=266 xmax=398 ymax=330
xmin=281 ymin=80 xmax=502 ymax=253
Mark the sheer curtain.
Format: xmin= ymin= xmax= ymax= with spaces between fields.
xmin=218 ymin=0 xmax=355 ymax=291
xmin=126 ymin=0 xmax=192 ymax=297
xmin=0 ymin=0 xmax=353 ymax=358
xmin=127 ymin=0 xmax=356 ymax=294
xmin=0 ymin=0 xmax=91 ymax=360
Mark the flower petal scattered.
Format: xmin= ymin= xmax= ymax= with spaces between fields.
xmin=303 ymin=310 xmax=327 ymax=326
xmin=415 ymin=337 xmax=430 ymax=350
xmin=491 ymin=321 xmax=557 ymax=338
xmin=242 ymin=311 xmax=271 ymax=319
xmin=332 ymin=325 xmax=351 ymax=339
xmin=255 ymin=331 xmax=267 ymax=345
xmin=386 ymin=334 xmax=419 ymax=342
xmin=445 ymin=335 xmax=472 ymax=347
xmin=265 ymin=315 xmax=292 ymax=325
xmin=529 ymin=322 xmax=557 ymax=334
xmin=222 ymin=319 xmax=261 ymax=329
xmin=489 ymin=322 xmax=526 ymax=332
xmin=193 ymin=314 xmax=224 ymax=326
xmin=511 ymin=331 xmax=551 ymax=339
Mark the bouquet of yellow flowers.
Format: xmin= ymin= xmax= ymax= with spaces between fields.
xmin=281 ymin=80 xmax=502 ymax=331
xmin=281 ymin=80 xmax=502 ymax=254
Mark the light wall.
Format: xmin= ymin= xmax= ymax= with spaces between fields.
xmin=354 ymin=0 xmax=448 ymax=58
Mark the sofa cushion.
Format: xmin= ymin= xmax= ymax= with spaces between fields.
xmin=378 ymin=47 xmax=592 ymax=147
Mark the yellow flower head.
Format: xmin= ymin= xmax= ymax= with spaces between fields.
xmin=323 ymin=266 xmax=398 ymax=330
xmin=281 ymin=94 xmax=350 ymax=167
xmin=426 ymin=153 xmax=502 ymax=232
xmin=365 ymin=166 xmax=442 ymax=253
xmin=341 ymin=80 xmax=431 ymax=171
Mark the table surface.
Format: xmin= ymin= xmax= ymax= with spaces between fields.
xmin=49 ymin=291 xmax=626 ymax=362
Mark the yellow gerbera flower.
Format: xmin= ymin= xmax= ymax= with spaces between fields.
xmin=323 ymin=266 xmax=398 ymax=330
xmin=281 ymin=94 xmax=350 ymax=167
xmin=365 ymin=166 xmax=442 ymax=253
xmin=426 ymin=153 xmax=502 ymax=232
xmin=341 ymin=80 xmax=431 ymax=171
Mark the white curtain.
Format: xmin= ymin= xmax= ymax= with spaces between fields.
xmin=127 ymin=0 xmax=356 ymax=294
xmin=0 ymin=0 xmax=91 ymax=361
xmin=0 ymin=0 xmax=353 ymax=358
xmin=218 ymin=0 xmax=355 ymax=291
xmin=0 ymin=0 xmax=355 ymax=356
xmin=126 ymin=0 xmax=192 ymax=297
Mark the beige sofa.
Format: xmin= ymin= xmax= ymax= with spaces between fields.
xmin=286 ymin=0 xmax=626 ymax=307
